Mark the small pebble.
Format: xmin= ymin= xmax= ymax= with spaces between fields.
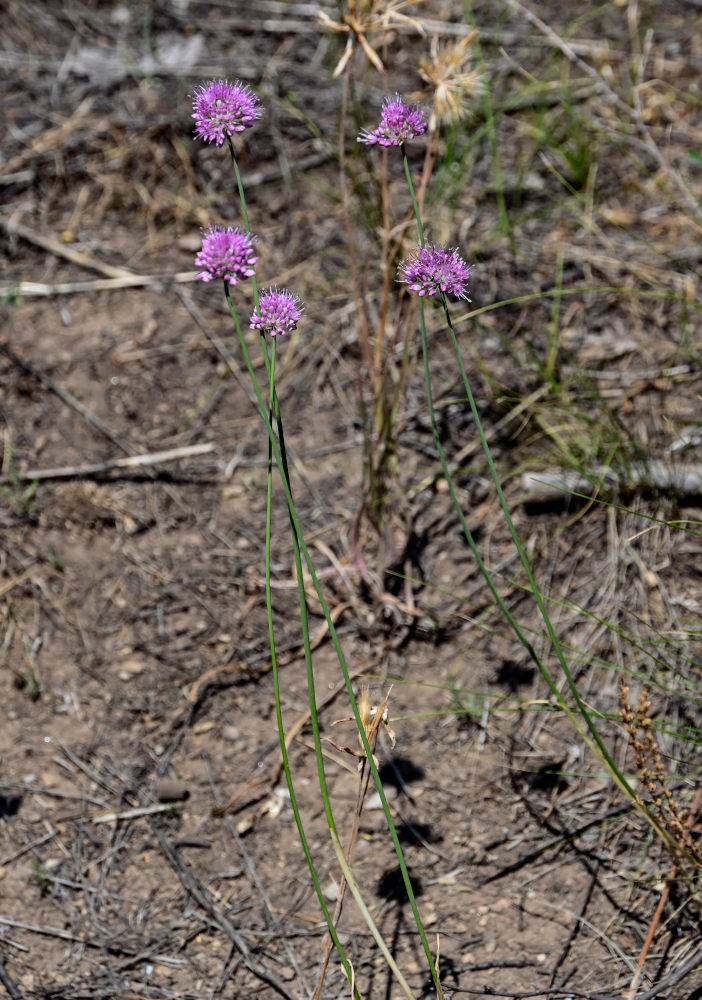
xmin=365 ymin=785 xmax=398 ymax=810
xmin=155 ymin=780 xmax=190 ymax=802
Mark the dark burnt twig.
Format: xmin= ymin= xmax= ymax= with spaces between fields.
xmin=149 ymin=819 xmax=297 ymax=1000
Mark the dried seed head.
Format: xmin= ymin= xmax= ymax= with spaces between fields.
xmin=418 ymin=31 xmax=482 ymax=131
xmin=328 ymin=686 xmax=397 ymax=765
xmin=358 ymin=685 xmax=396 ymax=750
xmin=318 ymin=2 xmax=426 ymax=78
xmin=358 ymin=686 xmax=373 ymax=738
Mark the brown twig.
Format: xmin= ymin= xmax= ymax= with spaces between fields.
xmin=522 ymin=462 xmax=702 ymax=502
xmin=0 ymin=271 xmax=199 ymax=297
xmin=2 ymin=216 xmax=139 ymax=280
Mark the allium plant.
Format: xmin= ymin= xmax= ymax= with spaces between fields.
xmin=384 ymin=96 xmax=681 ymax=908
xmin=357 ymin=92 xmax=427 ymax=146
xmin=190 ymin=78 xmax=262 ymax=145
xmin=250 ymin=287 xmax=304 ymax=337
xmin=349 ymin=94 xmax=435 ymax=571
xmin=194 ymin=225 xmax=258 ymax=284
xmin=398 ymin=243 xmax=474 ymax=299
xmin=186 ymin=29 xmax=702 ymax=992
xmin=189 ymin=79 xmax=427 ymax=1000
xmin=188 ymin=62 xmax=679 ymax=1000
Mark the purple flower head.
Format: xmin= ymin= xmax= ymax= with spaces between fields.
xmin=190 ymin=79 xmax=262 ymax=145
xmin=398 ymin=243 xmax=474 ymax=299
xmin=358 ymin=93 xmax=427 ymax=147
xmin=195 ymin=225 xmax=258 ymax=284
xmin=250 ymin=287 xmax=304 ymax=338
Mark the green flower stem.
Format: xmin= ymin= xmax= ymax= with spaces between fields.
xmin=226 ymin=141 xmax=438 ymax=996
xmin=226 ymin=138 xmax=260 ymax=314
xmin=402 ymin=144 xmax=425 ymax=248
xmin=437 ymin=295 xmax=682 ymax=854
xmin=400 ymin=144 xmax=677 ymax=854
xmin=271 ymin=366 xmax=439 ymax=998
xmin=257 ymin=335 xmax=338 ymax=842
xmin=416 ymin=297 xmax=552 ymax=684
xmin=329 ymin=828 xmax=417 ymax=1000
xmin=440 ymin=295 xmax=631 ymax=766
xmin=261 ymin=333 xmax=360 ymax=997
xmin=400 ymin=151 xmax=553 ymax=697
xmin=225 ymin=286 xmax=428 ymax=995
xmin=417 ymin=290 xmax=675 ymax=850
xmin=225 ymin=146 xmax=365 ymax=994
xmin=269 ymin=358 xmax=342 ymax=841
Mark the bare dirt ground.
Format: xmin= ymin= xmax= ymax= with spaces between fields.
xmin=1 ymin=3 xmax=701 ymax=999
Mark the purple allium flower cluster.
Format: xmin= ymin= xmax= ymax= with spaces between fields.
xmin=358 ymin=93 xmax=427 ymax=147
xmin=250 ymin=287 xmax=304 ymax=337
xmin=398 ymin=243 xmax=474 ymax=299
xmin=190 ymin=79 xmax=262 ymax=146
xmin=195 ymin=225 xmax=258 ymax=284
xmin=189 ymin=82 xmax=303 ymax=339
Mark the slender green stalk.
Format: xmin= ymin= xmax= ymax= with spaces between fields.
xmin=255 ymin=325 xmax=341 ymax=855
xmin=262 ymin=330 xmax=360 ymax=998
xmin=227 ymin=139 xmax=440 ymax=998
xmin=440 ymin=294 xmax=638 ymax=784
xmin=270 ymin=362 xmax=341 ymax=846
xmin=277 ymin=382 xmax=441 ymax=996
xmin=402 ymin=144 xmax=425 ymax=247
xmin=399 ymin=146 xmax=557 ymax=697
xmin=227 ymin=155 xmax=332 ymax=827
xmin=399 ymin=133 xmax=679 ymax=857
xmin=418 ymin=291 xmax=677 ymax=852
xmin=329 ymin=828 xmax=417 ymax=1000
xmin=226 ymin=137 xmax=260 ymax=314
xmin=226 ymin=286 xmax=437 ymax=995
xmin=416 ymin=297 xmax=554 ymax=685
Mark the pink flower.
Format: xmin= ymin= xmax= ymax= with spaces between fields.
xmin=195 ymin=225 xmax=258 ymax=284
xmin=398 ymin=243 xmax=473 ymax=299
xmin=358 ymin=93 xmax=427 ymax=147
xmin=190 ymin=79 xmax=262 ymax=145
xmin=250 ymin=287 xmax=304 ymax=337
